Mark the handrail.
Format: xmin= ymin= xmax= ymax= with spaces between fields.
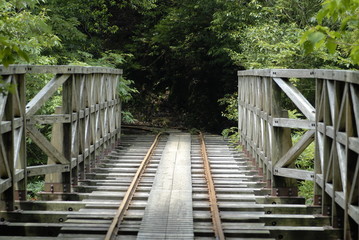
xmin=238 ymin=68 xmax=359 ymax=240
xmin=0 ymin=65 xmax=122 ymax=211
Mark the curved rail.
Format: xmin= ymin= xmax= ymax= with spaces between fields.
xmin=199 ymin=132 xmax=225 ymax=240
xmin=105 ymin=133 xmax=162 ymax=240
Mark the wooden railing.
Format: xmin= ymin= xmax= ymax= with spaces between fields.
xmin=238 ymin=69 xmax=359 ymax=239
xmin=0 ymin=65 xmax=122 ymax=211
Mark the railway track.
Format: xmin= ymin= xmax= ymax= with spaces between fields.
xmin=0 ymin=131 xmax=340 ymax=239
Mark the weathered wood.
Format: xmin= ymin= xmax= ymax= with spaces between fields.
xmin=273 ymin=77 xmax=315 ymax=121
xmin=25 ymin=74 xmax=70 ymax=117
xmin=1 ymin=65 xmax=122 ymax=209
xmin=272 ymin=118 xmax=315 ymax=129
xmin=0 ymin=76 xmax=11 ymax=121
xmin=274 ymin=168 xmax=314 ymax=181
xmin=238 ymin=69 xmax=359 ymax=240
xmin=137 ymin=133 xmax=194 ymax=240
xmin=0 ymin=178 xmax=12 ymax=193
xmin=274 ymin=130 xmax=315 ymax=168
xmin=270 ymin=80 xmax=295 ymax=192
xmin=238 ymin=69 xmax=359 ymax=84
xmin=31 ymin=114 xmax=71 ymax=124
xmin=0 ymin=65 xmax=123 ymax=75
xmin=27 ymin=164 xmax=70 ymax=177
xmin=27 ymin=125 xmax=69 ymax=164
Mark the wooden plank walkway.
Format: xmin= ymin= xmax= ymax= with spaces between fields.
xmin=137 ymin=133 xmax=194 ymax=239
xmin=0 ymin=132 xmax=341 ymax=239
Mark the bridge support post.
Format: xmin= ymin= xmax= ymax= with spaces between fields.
xmin=43 ymin=106 xmax=71 ymax=194
xmin=0 ymin=74 xmax=27 ymax=211
xmin=270 ymin=80 xmax=298 ymax=196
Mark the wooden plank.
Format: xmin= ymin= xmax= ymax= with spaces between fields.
xmin=0 ymin=121 xmax=11 ymax=133
xmin=0 ymin=76 xmax=10 ymax=120
xmin=26 ymin=74 xmax=70 ymax=117
xmin=274 ymin=168 xmax=314 ymax=181
xmin=0 ymin=134 xmax=11 ymax=178
xmin=271 ymin=69 xmax=316 ymax=79
xmin=350 ymin=84 xmax=359 ymax=134
xmin=238 ymin=69 xmax=359 ymax=84
xmin=0 ymin=65 xmax=123 ymax=75
xmin=31 ymin=114 xmax=71 ymax=124
xmin=104 ymin=133 xmax=161 ymax=240
xmin=272 ymin=118 xmax=315 ymax=129
xmin=274 ymin=130 xmax=315 ymax=168
xmin=137 ymin=133 xmax=194 ymax=240
xmin=13 ymin=127 xmax=24 ymax=168
xmin=0 ymin=178 xmax=12 ymax=193
xmin=270 ymin=79 xmax=295 ymax=191
xmin=27 ymin=164 xmax=70 ymax=177
xmin=348 ymin=205 xmax=359 ymax=224
xmin=26 ymin=125 xmax=69 ymax=164
xmin=273 ymin=77 xmax=315 ymax=121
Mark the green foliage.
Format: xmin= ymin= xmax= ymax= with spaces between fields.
xmin=27 ymin=178 xmax=44 ymax=200
xmin=0 ymin=0 xmax=60 ymax=66
xmin=232 ymin=23 xmax=306 ymax=69
xmin=298 ymin=180 xmax=314 ymax=205
xmin=218 ymin=93 xmax=238 ymax=121
xmin=301 ymin=0 xmax=359 ymax=66
xmin=119 ymin=77 xmax=138 ymax=103
xmin=121 ymin=111 xmax=136 ymax=124
xmin=289 ymin=110 xmax=315 ymax=203
xmin=0 ymin=76 xmax=16 ymax=94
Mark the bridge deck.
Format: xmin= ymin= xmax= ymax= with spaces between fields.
xmin=137 ymin=133 xmax=193 ymax=239
xmin=0 ymin=132 xmax=340 ymax=239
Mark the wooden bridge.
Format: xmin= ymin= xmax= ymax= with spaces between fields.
xmin=0 ymin=65 xmax=358 ymax=239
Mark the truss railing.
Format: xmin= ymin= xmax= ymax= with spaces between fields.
xmin=0 ymin=65 xmax=122 ymax=211
xmin=238 ymin=69 xmax=359 ymax=239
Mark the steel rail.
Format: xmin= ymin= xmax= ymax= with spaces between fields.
xmin=199 ymin=132 xmax=225 ymax=240
xmin=105 ymin=133 xmax=162 ymax=240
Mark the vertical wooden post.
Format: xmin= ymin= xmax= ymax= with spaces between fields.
xmin=71 ymin=75 xmax=79 ymax=187
xmin=4 ymin=76 xmax=15 ymax=211
xmin=270 ymin=79 xmax=296 ymax=196
xmin=62 ymin=75 xmax=73 ymax=193
xmin=331 ymin=81 xmax=345 ymax=230
xmin=44 ymin=106 xmax=64 ymax=192
xmin=14 ymin=74 xmax=27 ymax=204
xmin=78 ymin=74 xmax=86 ymax=180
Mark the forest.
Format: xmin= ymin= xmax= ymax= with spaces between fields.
xmin=1 ymin=0 xmax=359 ymax=198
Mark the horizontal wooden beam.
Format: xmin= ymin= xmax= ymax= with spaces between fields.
xmin=26 ymin=164 xmax=70 ymax=177
xmin=238 ymin=69 xmax=359 ymax=84
xmin=0 ymin=65 xmax=123 ymax=75
xmin=0 ymin=178 xmax=11 ymax=193
xmin=272 ymin=118 xmax=315 ymax=129
xmin=274 ymin=168 xmax=314 ymax=181
xmin=0 ymin=170 xmax=24 ymax=193
xmin=30 ymin=114 xmax=71 ymax=124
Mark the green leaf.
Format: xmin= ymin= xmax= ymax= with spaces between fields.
xmin=316 ymin=9 xmax=328 ymax=24
xmin=340 ymin=16 xmax=352 ymax=30
xmin=303 ymin=40 xmax=314 ymax=54
xmin=308 ymin=31 xmax=326 ymax=44
xmin=326 ymin=38 xmax=337 ymax=54
xmin=341 ymin=0 xmax=350 ymax=8
xmin=17 ymin=49 xmax=30 ymax=62
xmin=350 ymin=45 xmax=359 ymax=65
